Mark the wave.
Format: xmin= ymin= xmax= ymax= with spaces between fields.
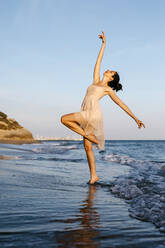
xmin=0 ymin=142 xmax=78 ymax=155
xmin=32 ymin=145 xmax=78 ymax=154
xmin=37 ymin=157 xmax=84 ymax=163
xmin=102 ymin=153 xmax=165 ymax=233
xmin=103 ymin=153 xmax=165 ymax=168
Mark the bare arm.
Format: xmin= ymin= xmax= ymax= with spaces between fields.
xmin=93 ymin=32 xmax=106 ymax=84
xmin=108 ymin=89 xmax=145 ymax=129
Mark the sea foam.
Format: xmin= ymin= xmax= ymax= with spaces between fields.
xmin=103 ymin=153 xmax=165 ymax=232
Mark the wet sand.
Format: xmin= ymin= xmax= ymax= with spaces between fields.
xmin=0 ymin=155 xmax=16 ymax=160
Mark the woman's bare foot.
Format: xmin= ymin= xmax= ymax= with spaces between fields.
xmin=85 ymin=134 xmax=98 ymax=144
xmin=89 ymin=175 xmax=99 ymax=185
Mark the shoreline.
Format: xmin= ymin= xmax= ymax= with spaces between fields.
xmin=0 ymin=139 xmax=41 ymax=144
xmin=0 ymin=139 xmax=165 ymax=144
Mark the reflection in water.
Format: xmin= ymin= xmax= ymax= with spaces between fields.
xmin=53 ymin=185 xmax=100 ymax=247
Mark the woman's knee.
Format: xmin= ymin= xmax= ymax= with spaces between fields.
xmin=61 ymin=115 xmax=67 ymax=125
xmin=61 ymin=113 xmax=77 ymax=125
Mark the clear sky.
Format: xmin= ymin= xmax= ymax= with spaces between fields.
xmin=1 ymin=0 xmax=165 ymax=139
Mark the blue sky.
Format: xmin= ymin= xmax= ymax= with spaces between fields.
xmin=0 ymin=0 xmax=165 ymax=139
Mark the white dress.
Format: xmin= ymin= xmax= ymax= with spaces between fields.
xmin=79 ymin=84 xmax=110 ymax=150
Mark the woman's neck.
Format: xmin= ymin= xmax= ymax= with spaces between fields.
xmin=100 ymin=77 xmax=108 ymax=86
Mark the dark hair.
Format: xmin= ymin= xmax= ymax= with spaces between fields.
xmin=108 ymin=72 xmax=123 ymax=92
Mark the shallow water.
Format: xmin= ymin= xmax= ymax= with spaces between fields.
xmin=0 ymin=140 xmax=165 ymax=248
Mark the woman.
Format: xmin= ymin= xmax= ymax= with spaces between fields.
xmin=61 ymin=32 xmax=145 ymax=184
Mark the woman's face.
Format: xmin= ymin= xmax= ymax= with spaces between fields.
xmin=104 ymin=70 xmax=115 ymax=80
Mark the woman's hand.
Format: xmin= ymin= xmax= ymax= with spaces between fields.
xmin=136 ymin=119 xmax=145 ymax=129
xmin=98 ymin=31 xmax=106 ymax=43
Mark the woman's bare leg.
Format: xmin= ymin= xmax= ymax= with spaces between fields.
xmin=83 ymin=137 xmax=99 ymax=184
xmin=61 ymin=113 xmax=98 ymax=144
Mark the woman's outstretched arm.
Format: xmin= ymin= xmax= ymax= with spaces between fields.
xmin=108 ymin=89 xmax=145 ymax=129
xmin=93 ymin=32 xmax=106 ymax=84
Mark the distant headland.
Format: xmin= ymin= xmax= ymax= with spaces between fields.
xmin=0 ymin=111 xmax=35 ymax=144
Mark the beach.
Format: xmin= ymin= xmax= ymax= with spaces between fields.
xmin=0 ymin=140 xmax=165 ymax=248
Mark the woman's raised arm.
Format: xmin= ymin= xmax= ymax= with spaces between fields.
xmin=108 ymin=89 xmax=145 ymax=129
xmin=93 ymin=32 xmax=106 ymax=84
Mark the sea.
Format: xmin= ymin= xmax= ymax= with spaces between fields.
xmin=0 ymin=140 xmax=165 ymax=248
